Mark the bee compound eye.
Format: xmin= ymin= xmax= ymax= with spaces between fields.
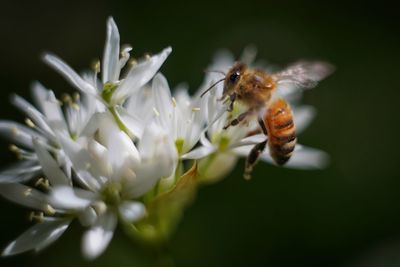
xmin=229 ymin=72 xmax=240 ymax=83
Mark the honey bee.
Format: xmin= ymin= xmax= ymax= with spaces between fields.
xmin=202 ymin=61 xmax=333 ymax=179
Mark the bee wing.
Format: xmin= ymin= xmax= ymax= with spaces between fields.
xmin=273 ymin=61 xmax=334 ymax=89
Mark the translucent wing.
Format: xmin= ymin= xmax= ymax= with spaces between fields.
xmin=273 ymin=61 xmax=334 ymax=89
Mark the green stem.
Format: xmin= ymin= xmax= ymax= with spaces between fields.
xmin=108 ymin=106 xmax=131 ymax=136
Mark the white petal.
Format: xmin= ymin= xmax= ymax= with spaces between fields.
xmin=126 ymin=123 xmax=176 ymax=198
xmin=118 ymin=201 xmax=145 ymax=223
xmin=0 ymin=121 xmax=44 ymax=148
xmin=42 ymin=53 xmax=97 ymax=95
xmin=181 ymin=145 xmax=216 ymax=160
xmin=2 ymin=219 xmax=71 ymax=256
xmin=58 ymin=135 xmax=102 ymax=190
xmin=0 ymin=183 xmax=50 ymax=211
xmin=0 ymin=161 xmax=41 ymax=183
xmin=50 ymin=186 xmax=95 ymax=210
xmin=33 ymin=138 xmax=70 ymax=186
xmin=107 ymin=129 xmax=140 ymax=178
xmin=236 ymin=144 xmax=329 ymax=170
xmin=284 ymin=145 xmax=330 ymax=169
xmin=112 ymin=47 xmax=172 ymax=104
xmin=102 ymin=17 xmax=120 ymax=83
xmin=82 ymin=211 xmax=117 ymax=260
xmin=293 ymin=105 xmax=316 ymax=134
xmin=152 ymin=73 xmax=173 ymax=127
xmin=31 ymin=82 xmax=68 ymax=135
xmin=11 ymin=95 xmax=56 ymax=141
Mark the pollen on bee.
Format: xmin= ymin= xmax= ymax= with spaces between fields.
xmin=153 ymin=107 xmax=160 ymax=116
xmin=24 ymin=118 xmax=35 ymax=128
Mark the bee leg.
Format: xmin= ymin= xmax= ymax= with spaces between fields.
xmin=258 ymin=117 xmax=268 ymax=135
xmin=244 ymin=140 xmax=267 ymax=180
xmin=227 ymin=93 xmax=237 ymax=112
xmin=223 ymin=110 xmax=250 ymax=130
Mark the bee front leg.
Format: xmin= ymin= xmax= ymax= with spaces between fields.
xmin=244 ymin=140 xmax=267 ymax=180
xmin=227 ymin=93 xmax=237 ymax=112
xmin=223 ymin=110 xmax=250 ymax=130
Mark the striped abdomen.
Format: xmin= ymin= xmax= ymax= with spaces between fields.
xmin=265 ymin=98 xmax=296 ymax=165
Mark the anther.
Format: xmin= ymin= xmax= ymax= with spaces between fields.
xmin=9 ymin=144 xmax=19 ymax=153
xmin=62 ymin=94 xmax=72 ymax=104
xmin=192 ymin=107 xmax=200 ymax=112
xmin=71 ymin=103 xmax=80 ymax=110
xmin=25 ymin=118 xmax=35 ymax=128
xmin=153 ymin=107 xmax=160 ymax=117
xmin=23 ymin=188 xmax=32 ymax=196
xmin=73 ymin=92 xmax=80 ymax=102
xmin=45 ymin=204 xmax=56 ymax=215
xmin=129 ymin=59 xmax=138 ymax=66
xmin=171 ymin=97 xmax=177 ymax=107
xmin=35 ymin=177 xmax=50 ymax=190
xmin=144 ymin=53 xmax=151 ymax=60
xmin=92 ymin=59 xmax=101 ymax=73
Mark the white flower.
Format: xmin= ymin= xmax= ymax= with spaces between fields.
xmin=48 ymin=117 xmax=175 ymax=259
xmin=0 ymin=82 xmax=96 ymax=183
xmin=42 ymin=17 xmax=171 ymax=139
xmin=0 ymin=138 xmax=84 ymax=256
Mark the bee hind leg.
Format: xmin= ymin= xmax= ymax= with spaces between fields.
xmin=244 ymin=140 xmax=267 ymax=180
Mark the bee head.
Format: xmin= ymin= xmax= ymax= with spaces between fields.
xmin=223 ymin=62 xmax=247 ymax=97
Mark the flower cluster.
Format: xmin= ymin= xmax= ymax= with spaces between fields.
xmin=0 ymin=18 xmax=331 ymax=259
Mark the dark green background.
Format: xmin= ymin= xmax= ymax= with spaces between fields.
xmin=1 ymin=1 xmax=399 ymax=266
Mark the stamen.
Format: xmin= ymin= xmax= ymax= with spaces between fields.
xmin=192 ymin=107 xmax=201 ymax=112
xmin=171 ymin=97 xmax=177 ymax=107
xmin=29 ymin=211 xmax=45 ymax=222
xmin=25 ymin=118 xmax=35 ymax=128
xmin=153 ymin=107 xmax=160 ymax=117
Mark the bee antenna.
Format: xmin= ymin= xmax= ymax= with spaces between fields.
xmin=204 ymin=69 xmax=226 ymax=76
xmin=200 ymin=78 xmax=225 ymax=97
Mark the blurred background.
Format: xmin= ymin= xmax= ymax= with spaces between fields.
xmin=0 ymin=0 xmax=399 ymax=266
